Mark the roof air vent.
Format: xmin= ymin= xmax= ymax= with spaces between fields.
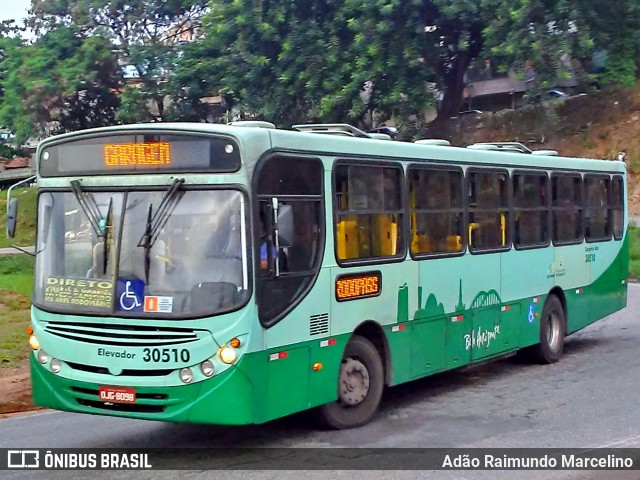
xmin=228 ymin=121 xmax=276 ymax=129
xmin=414 ymin=139 xmax=451 ymax=146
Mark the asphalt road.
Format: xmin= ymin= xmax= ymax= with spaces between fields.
xmin=1 ymin=284 xmax=640 ymax=480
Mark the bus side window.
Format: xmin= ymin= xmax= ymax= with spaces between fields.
xmin=467 ymin=170 xmax=510 ymax=252
xmin=334 ymin=164 xmax=404 ymax=262
xmin=409 ymin=167 xmax=464 ymax=256
xmin=552 ymin=174 xmax=583 ymax=244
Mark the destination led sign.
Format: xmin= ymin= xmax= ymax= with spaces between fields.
xmin=39 ymin=133 xmax=241 ymax=177
xmin=335 ymin=271 xmax=381 ymax=301
xmin=104 ymin=142 xmax=171 ymax=168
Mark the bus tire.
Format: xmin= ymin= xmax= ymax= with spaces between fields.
xmin=319 ymin=335 xmax=384 ymax=429
xmin=530 ymin=294 xmax=566 ymax=364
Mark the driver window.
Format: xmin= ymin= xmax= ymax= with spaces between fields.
xmin=255 ymin=155 xmax=324 ymax=326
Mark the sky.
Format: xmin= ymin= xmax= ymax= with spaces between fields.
xmin=0 ymin=0 xmax=31 ymax=23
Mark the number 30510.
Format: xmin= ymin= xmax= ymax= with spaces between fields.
xmin=142 ymin=348 xmax=190 ymax=363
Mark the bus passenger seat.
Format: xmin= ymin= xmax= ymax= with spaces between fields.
xmin=447 ymin=235 xmax=462 ymax=251
xmin=336 ymin=217 xmax=359 ymax=259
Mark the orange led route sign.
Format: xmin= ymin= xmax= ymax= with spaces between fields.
xmin=335 ymin=271 xmax=381 ymax=301
xmin=104 ymin=142 xmax=171 ymax=168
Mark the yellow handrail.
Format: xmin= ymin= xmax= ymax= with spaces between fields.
xmin=468 ymin=222 xmax=479 ymax=246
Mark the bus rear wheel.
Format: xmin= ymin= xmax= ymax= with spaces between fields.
xmin=319 ymin=335 xmax=384 ymax=429
xmin=530 ymin=294 xmax=566 ymax=364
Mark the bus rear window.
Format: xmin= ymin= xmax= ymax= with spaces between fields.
xmin=39 ymin=133 xmax=241 ymax=176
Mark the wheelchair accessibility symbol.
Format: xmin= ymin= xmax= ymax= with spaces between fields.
xmin=117 ymin=278 xmax=145 ymax=312
xmin=527 ymin=304 xmax=536 ymax=323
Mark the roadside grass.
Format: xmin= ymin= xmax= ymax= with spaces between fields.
xmin=0 ymin=255 xmax=34 ymax=367
xmin=0 ymin=296 xmax=31 ymax=366
xmin=0 ymin=186 xmax=38 ymax=249
xmin=630 ymin=225 xmax=640 ymax=279
xmin=0 ymin=254 xmax=34 ymax=296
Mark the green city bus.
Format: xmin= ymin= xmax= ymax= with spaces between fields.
xmin=9 ymin=122 xmax=628 ymax=429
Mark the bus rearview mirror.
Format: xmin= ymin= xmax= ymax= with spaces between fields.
xmin=6 ymin=198 xmax=18 ymax=238
xmin=276 ymin=203 xmax=294 ymax=248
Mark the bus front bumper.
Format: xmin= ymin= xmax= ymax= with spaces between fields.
xmin=30 ymin=355 xmax=256 ymax=425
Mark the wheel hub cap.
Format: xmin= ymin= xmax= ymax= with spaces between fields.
xmin=338 ymin=358 xmax=370 ymax=406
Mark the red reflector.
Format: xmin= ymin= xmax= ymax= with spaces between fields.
xmin=328 ymin=338 xmax=337 ymax=346
xmin=278 ymin=351 xmax=288 ymax=359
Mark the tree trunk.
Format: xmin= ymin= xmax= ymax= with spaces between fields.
xmin=437 ymin=49 xmax=472 ymax=120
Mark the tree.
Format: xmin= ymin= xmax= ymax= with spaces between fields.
xmin=29 ymin=0 xmax=209 ymax=122
xmin=427 ymin=0 xmax=487 ymax=120
xmin=172 ymin=0 xmax=438 ymax=129
xmin=0 ymin=26 xmax=120 ymax=144
xmin=574 ymin=0 xmax=640 ymax=87
xmin=480 ymin=0 xmax=593 ymax=92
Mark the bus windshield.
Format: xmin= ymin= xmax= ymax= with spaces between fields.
xmin=34 ymin=188 xmax=249 ymax=318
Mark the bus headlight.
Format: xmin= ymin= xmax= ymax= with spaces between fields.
xmin=50 ymin=358 xmax=62 ymax=374
xmin=218 ymin=346 xmax=237 ymax=364
xmin=29 ymin=335 xmax=40 ymax=350
xmin=200 ymin=360 xmax=214 ymax=377
xmin=179 ymin=367 xmax=193 ymax=384
xmin=37 ymin=349 xmax=48 ymax=364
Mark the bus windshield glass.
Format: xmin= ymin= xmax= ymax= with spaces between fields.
xmin=34 ymin=188 xmax=249 ymax=318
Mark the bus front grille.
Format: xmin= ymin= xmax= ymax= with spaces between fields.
xmin=72 ymin=387 xmax=168 ymax=413
xmin=71 ymin=386 xmax=168 ymax=400
xmin=66 ymin=362 xmax=173 ymax=377
xmin=76 ymin=398 xmax=165 ymax=413
xmin=44 ymin=321 xmax=199 ymax=347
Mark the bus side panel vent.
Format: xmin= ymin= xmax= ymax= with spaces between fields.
xmin=309 ymin=313 xmax=329 ymax=336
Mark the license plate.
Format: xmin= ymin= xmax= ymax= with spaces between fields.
xmin=98 ymin=386 xmax=136 ymax=404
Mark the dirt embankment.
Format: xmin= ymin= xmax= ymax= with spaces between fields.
xmin=0 ymin=361 xmax=37 ymax=416
xmin=443 ymin=86 xmax=640 ymax=216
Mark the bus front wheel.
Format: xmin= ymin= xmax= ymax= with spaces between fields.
xmin=530 ymin=294 xmax=566 ymax=364
xmin=319 ymin=335 xmax=384 ymax=429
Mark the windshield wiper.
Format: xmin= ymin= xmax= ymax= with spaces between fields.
xmin=70 ymin=180 xmax=108 ymax=239
xmin=71 ymin=180 xmax=113 ymax=275
xmin=137 ymin=178 xmax=184 ymax=283
xmin=70 ymin=180 xmax=113 ymax=276
xmin=102 ymin=198 xmax=113 ymax=276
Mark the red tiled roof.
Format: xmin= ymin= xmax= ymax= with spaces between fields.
xmin=5 ymin=157 xmax=29 ymax=169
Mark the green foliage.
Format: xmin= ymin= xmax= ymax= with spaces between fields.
xmin=480 ymin=0 xmax=593 ymax=105
xmin=0 ymin=143 xmax=16 ymax=159
xmin=116 ymin=86 xmax=156 ymax=124
xmin=173 ymin=0 xmax=437 ymax=127
xmin=0 ymin=0 xmax=635 ymax=136
xmin=598 ymin=52 xmax=637 ymax=88
xmin=575 ymin=0 xmax=640 ymax=88
xmin=29 ymin=0 xmax=209 ymax=122
xmin=0 ymin=27 xmax=120 ymax=143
